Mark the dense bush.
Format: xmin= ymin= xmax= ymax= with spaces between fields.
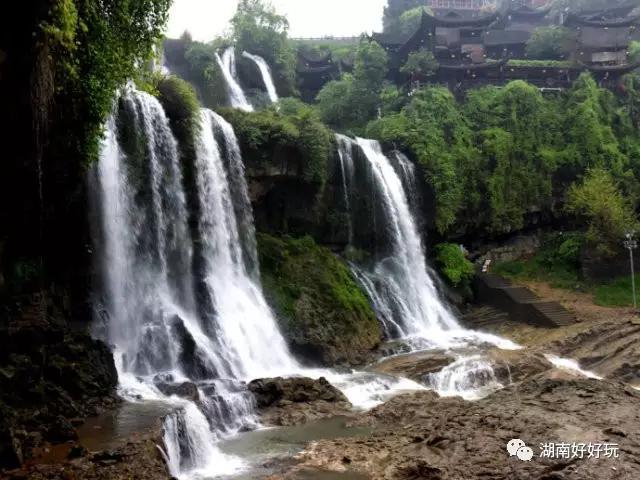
xmin=43 ymin=0 xmax=171 ymax=162
xmin=231 ymin=0 xmax=297 ymax=96
xmin=434 ymin=243 xmax=475 ymax=287
xmin=566 ymin=168 xmax=638 ymax=257
xmin=525 ymin=26 xmax=574 ymax=60
xmin=223 ymin=99 xmax=333 ymax=185
xmin=401 ymin=48 xmax=438 ymax=76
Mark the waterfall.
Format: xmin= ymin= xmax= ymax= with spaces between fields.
xmin=336 ymin=134 xmax=355 ymax=245
xmin=195 ymin=109 xmax=298 ymax=380
xmin=94 ymin=89 xmax=300 ymax=478
xmin=334 ymin=137 xmax=519 ymax=399
xmin=216 ymin=47 xmax=253 ymax=112
xmin=241 ymin=51 xmax=279 ymax=104
xmin=354 ymin=138 xmax=460 ymax=341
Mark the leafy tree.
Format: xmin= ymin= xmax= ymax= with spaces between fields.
xmin=630 ymin=41 xmax=640 ymax=63
xmin=316 ymin=41 xmax=388 ymax=130
xmin=43 ymin=0 xmax=172 ymax=161
xmin=383 ymin=0 xmax=424 ymax=34
xmin=566 ymin=168 xmax=638 ymax=257
xmin=525 ymin=26 xmax=574 ymax=60
xmin=231 ymin=0 xmax=297 ymax=95
xmin=397 ymin=7 xmax=426 ymax=36
xmin=401 ymin=48 xmax=438 ymax=76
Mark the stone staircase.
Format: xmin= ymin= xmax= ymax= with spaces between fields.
xmin=474 ymin=273 xmax=576 ymax=328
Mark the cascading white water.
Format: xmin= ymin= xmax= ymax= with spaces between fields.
xmin=241 ymin=51 xmax=279 ymax=104
xmin=96 ymin=90 xmax=452 ymax=478
xmin=341 ymin=137 xmax=519 ymax=399
xmin=195 ymin=109 xmax=298 ymax=380
xmin=95 ymin=89 xmax=299 ymax=478
xmin=336 ymin=134 xmax=355 ymax=245
xmin=216 ymin=47 xmax=254 ymax=112
xmin=355 ymin=138 xmax=460 ymax=339
xmin=427 ymin=356 xmax=503 ymax=400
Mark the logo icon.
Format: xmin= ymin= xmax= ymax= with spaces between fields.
xmin=507 ymin=439 xmax=534 ymax=461
xmin=517 ymin=446 xmax=534 ymax=461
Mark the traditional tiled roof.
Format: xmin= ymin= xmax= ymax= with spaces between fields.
xmin=578 ymin=26 xmax=631 ymax=49
xmin=482 ymin=29 xmax=531 ymax=46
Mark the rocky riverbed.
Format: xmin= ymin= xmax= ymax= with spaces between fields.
xmin=4 ymin=283 xmax=640 ymax=480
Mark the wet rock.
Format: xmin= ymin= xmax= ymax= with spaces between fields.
xmin=370 ymin=350 xmax=455 ymax=383
xmin=282 ymin=376 xmax=640 ymax=480
xmin=0 ymin=314 xmax=117 ymax=470
xmin=249 ymin=377 xmax=348 ymax=407
xmin=155 ymin=381 xmax=200 ymax=402
xmin=44 ymin=416 xmax=78 ymax=443
xmin=248 ymin=377 xmax=352 ymax=426
xmin=170 ymin=316 xmax=218 ymax=380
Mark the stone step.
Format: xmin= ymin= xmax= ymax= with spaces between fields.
xmin=473 ymin=273 xmax=577 ymax=328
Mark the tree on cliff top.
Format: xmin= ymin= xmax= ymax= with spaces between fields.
xmin=316 ymin=40 xmax=388 ymax=130
xmin=231 ymin=0 xmax=296 ymax=95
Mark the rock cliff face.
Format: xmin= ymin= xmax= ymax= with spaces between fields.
xmin=0 ymin=4 xmax=119 ymax=470
xmin=0 ymin=297 xmax=117 ymax=470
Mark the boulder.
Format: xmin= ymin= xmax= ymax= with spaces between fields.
xmin=248 ymin=377 xmax=353 ymax=426
xmin=248 ymin=377 xmax=348 ymax=408
xmin=371 ymin=351 xmax=455 ymax=384
xmin=155 ymin=382 xmax=200 ymax=402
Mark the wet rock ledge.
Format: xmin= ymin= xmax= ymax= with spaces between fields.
xmin=249 ymin=377 xmax=353 ymax=426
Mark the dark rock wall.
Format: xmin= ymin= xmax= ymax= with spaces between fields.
xmin=0 ymin=3 xmax=118 ymax=470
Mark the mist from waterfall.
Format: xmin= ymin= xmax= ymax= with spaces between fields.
xmin=242 ymin=51 xmax=279 ymax=104
xmin=216 ymin=47 xmax=253 ymax=112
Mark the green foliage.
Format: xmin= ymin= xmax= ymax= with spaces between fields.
xmin=593 ymin=274 xmax=640 ymax=307
xmin=157 ymin=76 xmax=201 ymax=161
xmin=400 ymin=48 xmax=437 ymax=76
xmin=566 ymin=168 xmax=638 ymax=257
xmin=365 ymin=74 xmax=640 ymax=237
xmin=630 ymin=42 xmax=640 ymax=63
xmin=383 ymin=0 xmax=427 ymax=35
xmin=257 ymin=234 xmax=381 ymax=365
xmin=507 ymin=59 xmax=572 ymax=68
xmin=434 ymin=243 xmax=474 ymax=287
xmin=493 ymin=232 xmax=639 ymax=307
xmin=42 ymin=0 xmax=171 ymax=163
xmin=316 ymin=40 xmax=388 ymax=131
xmin=525 ymin=26 xmax=574 ymax=60
xmin=397 ymin=7 xmax=427 ymax=36
xmin=183 ymin=39 xmax=231 ymax=108
xmin=231 ymin=0 xmax=296 ymax=96
xmin=223 ymin=99 xmax=332 ymax=185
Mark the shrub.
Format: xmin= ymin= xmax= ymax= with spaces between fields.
xmin=434 ymin=243 xmax=475 ymax=287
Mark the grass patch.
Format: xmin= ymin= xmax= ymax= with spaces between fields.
xmin=593 ymin=275 xmax=640 ymax=307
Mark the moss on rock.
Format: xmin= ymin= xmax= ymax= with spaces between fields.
xmin=257 ymin=234 xmax=382 ymax=367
